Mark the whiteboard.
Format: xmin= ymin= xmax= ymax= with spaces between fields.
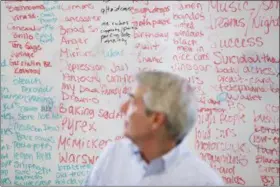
xmin=1 ymin=1 xmax=279 ymax=186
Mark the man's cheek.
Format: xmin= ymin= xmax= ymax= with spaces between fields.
xmin=127 ymin=104 xmax=137 ymax=117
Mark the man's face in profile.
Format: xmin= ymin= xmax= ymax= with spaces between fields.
xmin=120 ymin=83 xmax=154 ymax=142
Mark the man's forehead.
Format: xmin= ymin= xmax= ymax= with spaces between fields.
xmin=130 ymin=82 xmax=147 ymax=97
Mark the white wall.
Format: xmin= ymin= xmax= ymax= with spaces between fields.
xmin=1 ymin=1 xmax=279 ymax=186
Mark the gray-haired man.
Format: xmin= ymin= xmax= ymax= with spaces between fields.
xmin=84 ymin=71 xmax=224 ymax=186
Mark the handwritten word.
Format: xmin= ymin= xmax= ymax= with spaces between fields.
xmin=57 ymin=164 xmax=91 ymax=171
xmin=60 ymin=47 xmax=94 ymax=58
xmin=55 ymin=178 xmax=84 ymax=185
xmin=217 ymin=75 xmax=243 ymax=84
xmin=101 ymin=5 xmax=132 ymax=14
xmin=21 ymin=85 xmax=53 ymax=93
xmin=135 ymin=41 xmax=160 ymax=51
xmin=257 ymin=147 xmax=279 ymax=156
xmin=58 ymin=152 xmax=98 ymax=165
xmin=59 ymin=104 xmax=95 ymax=119
xmin=60 ymin=36 xmax=88 ymax=49
xmin=61 ymin=82 xmax=75 ymax=94
xmin=37 ymin=152 xmax=52 ymax=161
xmin=1 ymin=143 xmax=11 ymax=151
xmin=58 ymin=135 xmax=110 ymax=150
xmin=195 ymin=128 xmax=211 ymax=140
xmin=251 ymin=134 xmax=276 ymax=145
xmin=217 ymin=37 xmax=264 ymax=49
xmin=216 ymin=83 xmax=274 ymax=93
xmin=259 ymin=165 xmax=280 ymax=174
xmin=226 ymin=93 xmax=262 ymax=101
xmin=249 ymin=77 xmax=274 ymax=85
xmin=12 ymin=32 xmax=34 ymax=40
xmin=1 ymin=93 xmax=54 ymax=106
xmin=177 ymin=2 xmax=203 ymax=11
xmin=11 ymin=50 xmax=34 ymax=59
xmin=256 ymin=155 xmax=280 ymax=164
xmin=208 ymin=1 xmax=255 ymax=13
xmin=35 ymin=32 xmax=54 ymax=44
xmin=1 ymin=128 xmax=13 ymax=136
xmin=171 ymin=63 xmax=211 ymax=72
xmin=61 ymin=91 xmax=99 ymax=104
xmin=12 ymin=13 xmax=36 ymax=21
xmin=101 ymin=85 xmax=132 ymax=98
xmin=104 ymin=49 xmax=124 ymax=58
xmin=67 ymin=63 xmax=105 ymax=73
xmin=14 ymin=67 xmax=40 ymax=75
xmin=134 ymin=31 xmax=169 ymax=41
xmin=14 ymin=123 xmax=59 ymax=132
xmin=5 ymin=4 xmax=45 ymax=12
xmin=200 ymin=152 xmax=248 ymax=166
xmin=64 ymin=16 xmax=100 ymax=23
xmin=41 ymin=105 xmax=52 ymax=112
xmin=63 ymin=73 xmax=100 ymax=83
xmin=173 ymin=38 xmax=197 ymax=46
xmin=220 ymin=112 xmax=246 ymax=125
xmin=211 ymin=164 xmax=236 ymax=175
xmin=252 ymin=15 xmax=279 ymax=35
xmin=261 ymin=0 xmax=279 ymax=11
xmin=14 ymin=152 xmax=33 ymax=160
xmin=213 ymin=51 xmax=277 ymax=65
xmin=38 ymin=12 xmax=57 ymax=24
xmin=265 ymin=104 xmax=279 ymax=113
xmin=209 ymin=16 xmax=246 ymax=30
xmin=196 ymin=140 xmax=250 ymax=153
xmin=106 ymin=74 xmax=134 ymax=83
xmin=173 ymin=12 xmax=205 ymax=21
xmin=253 ymin=111 xmax=279 ymax=124
xmin=14 ymin=180 xmax=51 ymax=186
xmin=132 ymin=18 xmax=171 ymax=28
xmin=138 ymin=56 xmax=162 ymax=63
xmin=199 ymin=107 xmax=225 ymax=115
xmin=13 ymin=141 xmax=52 ymax=152
xmin=1 ymin=160 xmax=12 ymax=168
xmin=222 ymin=175 xmax=246 ymax=185
xmin=174 ymin=30 xmax=204 ymax=37
xmin=13 ymin=77 xmax=41 ymax=85
xmin=131 ymin=6 xmax=170 ymax=16
xmin=185 ymin=76 xmax=204 ymax=85
xmin=3 ymin=102 xmax=38 ymax=113
xmin=7 ymin=23 xmax=42 ymax=32
xmin=98 ymin=109 xmax=124 ymax=119
xmin=60 ymin=25 xmax=85 ymax=36
xmin=260 ymin=175 xmax=277 ymax=186
xmin=61 ymin=117 xmax=96 ymax=136
xmin=174 ymin=21 xmax=195 ymax=29
xmin=60 ymin=3 xmax=94 ymax=11
xmin=110 ymin=63 xmax=128 ymax=73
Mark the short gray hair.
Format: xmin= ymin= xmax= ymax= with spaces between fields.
xmin=136 ymin=71 xmax=197 ymax=141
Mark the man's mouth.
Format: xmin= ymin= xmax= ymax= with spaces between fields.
xmin=124 ymin=121 xmax=129 ymax=128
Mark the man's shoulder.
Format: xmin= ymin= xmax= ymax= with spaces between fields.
xmin=178 ymin=154 xmax=224 ymax=185
xmin=103 ymin=137 xmax=133 ymax=155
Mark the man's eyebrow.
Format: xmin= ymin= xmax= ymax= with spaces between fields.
xmin=128 ymin=93 xmax=135 ymax=98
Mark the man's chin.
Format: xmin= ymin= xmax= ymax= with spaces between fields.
xmin=123 ymin=131 xmax=135 ymax=142
xmin=123 ymin=131 xmax=130 ymax=139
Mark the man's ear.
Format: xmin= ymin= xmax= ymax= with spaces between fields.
xmin=151 ymin=112 xmax=166 ymax=130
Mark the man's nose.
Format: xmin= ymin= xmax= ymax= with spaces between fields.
xmin=120 ymin=101 xmax=129 ymax=114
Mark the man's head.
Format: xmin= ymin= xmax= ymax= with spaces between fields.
xmin=120 ymin=71 xmax=197 ymax=143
